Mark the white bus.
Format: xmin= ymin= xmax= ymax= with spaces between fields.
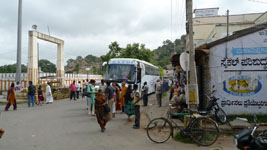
xmin=103 ymin=58 xmax=160 ymax=94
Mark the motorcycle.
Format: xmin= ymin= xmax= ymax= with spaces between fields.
xmin=234 ymin=116 xmax=267 ymax=150
xmin=205 ymin=87 xmax=227 ymax=124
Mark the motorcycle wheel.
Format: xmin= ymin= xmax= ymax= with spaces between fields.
xmin=215 ymin=108 xmax=227 ymax=124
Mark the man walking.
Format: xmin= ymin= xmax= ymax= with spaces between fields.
xmin=46 ymin=82 xmax=53 ymax=104
xmin=99 ymin=79 xmax=106 ymax=94
xmin=141 ymin=82 xmax=149 ymax=106
xmin=133 ymin=84 xmax=141 ymax=129
xmin=104 ymin=81 xmax=114 ymax=120
xmin=155 ymin=79 xmax=162 ymax=107
xmin=70 ymin=81 xmax=76 ymax=101
xmin=28 ymin=81 xmax=35 ymax=107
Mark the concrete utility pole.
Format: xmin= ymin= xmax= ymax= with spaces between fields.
xmin=15 ymin=0 xmax=23 ymax=83
xmin=186 ymin=0 xmax=199 ymax=110
xmin=225 ymin=10 xmax=230 ymax=58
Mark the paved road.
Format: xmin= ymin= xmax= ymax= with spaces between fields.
xmin=0 ymin=99 xmax=234 ymax=150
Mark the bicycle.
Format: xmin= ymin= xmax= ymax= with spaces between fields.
xmin=205 ymin=87 xmax=227 ymax=124
xmin=146 ymin=109 xmax=220 ymax=146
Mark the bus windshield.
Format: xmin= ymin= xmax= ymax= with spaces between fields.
xmin=106 ymin=64 xmax=135 ymax=82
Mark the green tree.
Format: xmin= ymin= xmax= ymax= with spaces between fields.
xmin=38 ymin=59 xmax=56 ymax=73
xmin=152 ymin=35 xmax=186 ymax=69
xmin=121 ymin=43 xmax=152 ymax=62
xmin=158 ymin=66 xmax=164 ymax=78
xmin=22 ymin=65 xmax=27 ymax=73
xmin=85 ymin=55 xmax=98 ymax=63
xmin=0 ymin=64 xmax=27 ymax=73
xmin=101 ymin=42 xmax=153 ymax=63
xmin=73 ymin=64 xmax=80 ymax=74
xmin=101 ymin=41 xmax=122 ymax=62
xmin=67 ymin=58 xmax=74 ymax=64
xmin=76 ymin=56 xmax=82 ymax=60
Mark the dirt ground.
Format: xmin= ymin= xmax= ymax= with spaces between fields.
xmin=139 ymin=93 xmax=235 ymax=150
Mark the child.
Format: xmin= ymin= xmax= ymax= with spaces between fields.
xmin=38 ymin=85 xmax=43 ymax=106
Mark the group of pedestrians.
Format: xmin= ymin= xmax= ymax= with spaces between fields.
xmin=69 ymin=81 xmax=82 ymax=100
xmin=87 ymin=80 xmax=152 ymax=132
xmin=4 ymin=81 xmax=53 ymax=111
xmin=3 ymin=79 xmax=159 ymax=134
xmin=169 ymin=80 xmax=187 ymax=109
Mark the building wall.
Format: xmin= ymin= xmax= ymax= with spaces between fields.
xmin=0 ymin=73 xmax=102 ymax=90
xmin=193 ymin=13 xmax=265 ymax=45
xmin=255 ymin=12 xmax=267 ymax=24
xmin=208 ymin=28 xmax=267 ymax=114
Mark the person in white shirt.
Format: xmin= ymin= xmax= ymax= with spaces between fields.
xmin=76 ymin=81 xmax=81 ymax=99
xmin=99 ymin=80 xmax=106 ymax=95
xmin=15 ymin=82 xmax=23 ymax=92
xmin=46 ymin=83 xmax=53 ymax=104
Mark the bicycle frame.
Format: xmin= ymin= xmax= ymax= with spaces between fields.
xmin=166 ymin=113 xmax=203 ymax=137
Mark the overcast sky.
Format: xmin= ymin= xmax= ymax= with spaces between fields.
xmin=0 ymin=0 xmax=266 ymax=66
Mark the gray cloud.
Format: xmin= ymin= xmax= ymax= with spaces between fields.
xmin=0 ymin=0 xmax=266 ymax=66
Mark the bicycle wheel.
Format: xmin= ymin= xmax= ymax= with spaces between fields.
xmin=147 ymin=118 xmax=172 ymax=143
xmin=190 ymin=117 xmax=219 ymax=146
xmin=215 ymin=108 xmax=227 ymax=124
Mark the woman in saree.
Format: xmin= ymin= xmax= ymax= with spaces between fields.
xmin=120 ymin=82 xmax=127 ymax=112
xmin=95 ymin=89 xmax=110 ymax=132
xmin=124 ymin=85 xmax=134 ymax=121
xmin=5 ymin=82 xmax=17 ymax=111
xmin=115 ymin=83 xmax=121 ymax=111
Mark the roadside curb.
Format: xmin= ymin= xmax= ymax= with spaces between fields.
xmin=140 ymin=93 xmax=267 ymax=134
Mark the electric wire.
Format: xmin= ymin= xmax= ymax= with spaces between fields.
xmin=248 ymin=0 xmax=267 ymax=4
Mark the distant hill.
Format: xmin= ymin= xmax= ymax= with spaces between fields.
xmin=65 ymin=55 xmax=102 ymax=74
xmin=152 ymin=35 xmax=186 ymax=70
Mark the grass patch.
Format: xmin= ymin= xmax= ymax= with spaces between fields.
xmin=224 ymin=131 xmax=234 ymax=136
xmin=173 ymin=131 xmax=194 ymax=144
xmin=227 ymin=114 xmax=267 ymax=123
xmin=162 ymin=92 xmax=168 ymax=98
xmin=0 ymin=101 xmax=27 ymax=105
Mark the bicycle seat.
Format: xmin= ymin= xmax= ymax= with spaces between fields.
xmin=198 ymin=111 xmax=208 ymax=116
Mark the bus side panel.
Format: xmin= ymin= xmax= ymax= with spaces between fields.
xmin=141 ymin=75 xmax=160 ymax=94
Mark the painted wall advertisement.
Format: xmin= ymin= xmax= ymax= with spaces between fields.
xmin=209 ymin=29 xmax=267 ymax=114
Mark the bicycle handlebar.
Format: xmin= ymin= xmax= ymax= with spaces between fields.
xmin=259 ymin=123 xmax=267 ymax=126
xmin=184 ymin=108 xmax=199 ymax=114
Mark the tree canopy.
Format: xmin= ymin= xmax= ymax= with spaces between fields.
xmin=0 ymin=59 xmax=56 ymax=73
xmin=101 ymin=42 xmax=153 ymax=63
xmin=38 ymin=59 xmax=56 ymax=73
xmin=0 ymin=64 xmax=27 ymax=73
xmin=153 ymin=35 xmax=186 ymax=69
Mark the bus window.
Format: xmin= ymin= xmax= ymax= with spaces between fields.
xmin=106 ymin=64 xmax=135 ymax=82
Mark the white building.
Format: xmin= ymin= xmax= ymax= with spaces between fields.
xmin=196 ymin=22 xmax=267 ymax=114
